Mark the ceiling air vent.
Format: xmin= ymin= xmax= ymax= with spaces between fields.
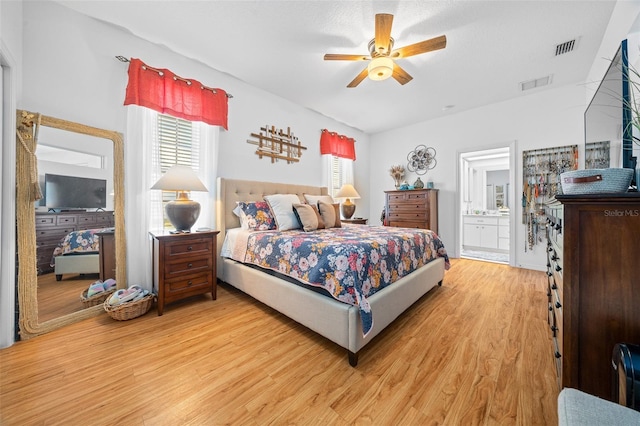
xmin=555 ymin=39 xmax=577 ymax=56
xmin=520 ymin=75 xmax=553 ymax=92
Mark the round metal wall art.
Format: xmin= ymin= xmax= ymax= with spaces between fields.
xmin=407 ymin=145 xmax=437 ymax=175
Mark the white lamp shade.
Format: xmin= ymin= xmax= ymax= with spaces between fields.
xmin=368 ymin=57 xmax=393 ymax=81
xmin=335 ymin=184 xmax=361 ymax=200
xmin=150 ymin=165 xmax=208 ymax=192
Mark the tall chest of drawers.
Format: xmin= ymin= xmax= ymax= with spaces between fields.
xmin=545 ymin=194 xmax=640 ymax=401
xmin=35 ymin=211 xmax=114 ymax=275
xmin=151 ymin=230 xmax=219 ymax=315
xmin=384 ymin=189 xmax=438 ymax=234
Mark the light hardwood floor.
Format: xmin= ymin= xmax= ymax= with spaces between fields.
xmin=37 ymin=272 xmax=98 ymax=322
xmin=0 ymin=258 xmax=558 ymax=425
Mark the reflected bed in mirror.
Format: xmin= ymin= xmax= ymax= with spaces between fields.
xmin=16 ymin=110 xmax=126 ymax=339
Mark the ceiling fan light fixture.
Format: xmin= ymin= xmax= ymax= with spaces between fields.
xmin=368 ymin=56 xmax=393 ymax=81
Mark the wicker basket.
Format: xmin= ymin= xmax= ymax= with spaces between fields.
xmin=560 ymin=168 xmax=633 ymax=194
xmin=103 ymin=294 xmax=155 ymax=321
xmin=80 ymin=288 xmax=116 ymax=308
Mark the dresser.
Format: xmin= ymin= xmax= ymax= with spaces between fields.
xmin=384 ymin=189 xmax=438 ymax=234
xmin=545 ymin=193 xmax=640 ymax=401
xmin=35 ymin=211 xmax=114 ymax=275
xmin=151 ymin=230 xmax=219 ymax=316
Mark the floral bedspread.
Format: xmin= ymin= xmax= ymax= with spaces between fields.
xmin=50 ymin=228 xmax=113 ymax=266
xmin=238 ymin=225 xmax=450 ymax=336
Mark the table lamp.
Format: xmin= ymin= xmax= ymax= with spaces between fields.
xmin=151 ymin=165 xmax=208 ymax=233
xmin=335 ymin=184 xmax=361 ymax=219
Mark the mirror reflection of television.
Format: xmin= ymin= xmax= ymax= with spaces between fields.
xmin=585 ymin=39 xmax=638 ymax=189
xmin=44 ymin=173 xmax=107 ymax=209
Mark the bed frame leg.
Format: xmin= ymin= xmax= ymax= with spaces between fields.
xmin=348 ymin=351 xmax=358 ymax=367
xmin=438 ymin=280 xmax=443 ymax=286
xmin=56 ymin=274 xmax=62 ymax=281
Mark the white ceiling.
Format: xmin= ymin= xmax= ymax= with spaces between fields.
xmin=56 ymin=1 xmax=617 ymax=134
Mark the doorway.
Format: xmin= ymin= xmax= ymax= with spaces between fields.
xmin=458 ymin=145 xmax=514 ymax=265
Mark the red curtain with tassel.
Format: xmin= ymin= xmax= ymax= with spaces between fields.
xmin=319 ymin=129 xmax=356 ymax=160
xmin=124 ymin=58 xmax=228 ymax=130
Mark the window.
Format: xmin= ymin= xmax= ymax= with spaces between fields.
xmin=328 ymin=155 xmax=354 ymax=198
xmin=156 ymin=114 xmax=201 ymax=205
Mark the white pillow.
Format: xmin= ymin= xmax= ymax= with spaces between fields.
xmin=303 ymin=194 xmax=334 ymax=205
xmin=264 ymin=194 xmax=302 ymax=231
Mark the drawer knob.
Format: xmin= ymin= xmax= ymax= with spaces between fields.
xmin=188 ymin=263 xmax=193 ymax=268
xmin=187 ymin=246 xmax=193 ymax=251
xmin=555 ymin=301 xmax=562 ymax=309
xmin=555 ymin=351 xmax=562 ymax=359
xmin=187 ymin=281 xmax=193 ymax=286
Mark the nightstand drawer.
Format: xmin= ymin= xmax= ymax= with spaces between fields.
xmin=165 ymin=257 xmax=211 ymax=277
xmin=164 ymin=237 xmax=212 ymax=259
xmin=166 ymin=272 xmax=212 ymax=294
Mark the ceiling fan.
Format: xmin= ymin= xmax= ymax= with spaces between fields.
xmin=324 ymin=13 xmax=447 ymax=88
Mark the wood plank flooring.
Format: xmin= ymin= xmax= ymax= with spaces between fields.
xmin=37 ymin=272 xmax=98 ymax=322
xmin=0 ymin=259 xmax=558 ymax=425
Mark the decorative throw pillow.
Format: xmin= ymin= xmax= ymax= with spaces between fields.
xmin=303 ymin=194 xmax=334 ymax=206
xmin=318 ymin=201 xmax=342 ymax=228
xmin=264 ymin=194 xmax=303 ymax=231
xmin=236 ymin=201 xmax=276 ymax=231
xmin=293 ymin=203 xmax=325 ymax=232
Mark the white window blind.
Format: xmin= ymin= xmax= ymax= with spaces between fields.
xmin=156 ymin=114 xmax=201 ymax=203
xmin=328 ymin=156 xmax=354 ymax=198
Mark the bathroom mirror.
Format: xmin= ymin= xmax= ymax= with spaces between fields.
xmin=16 ymin=110 xmax=126 ymax=339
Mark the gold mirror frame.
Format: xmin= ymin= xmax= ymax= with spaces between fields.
xmin=16 ymin=110 xmax=127 ymax=339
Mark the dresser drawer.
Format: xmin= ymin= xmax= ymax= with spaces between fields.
xmin=165 ymin=257 xmax=212 ymax=278
xmin=36 ymin=227 xmax=75 ymax=240
xmin=387 ymin=211 xmax=427 ymax=221
xmin=77 ymin=215 xmax=97 ymax=226
xmin=35 ymin=216 xmax=56 ymax=227
xmin=95 ymin=213 xmax=114 ymax=226
xmin=387 ymin=202 xmax=427 ymax=212
xmin=387 ymin=220 xmax=428 ymax=229
xmin=164 ymin=237 xmax=213 ymax=259
xmin=56 ymin=215 xmax=77 ymax=226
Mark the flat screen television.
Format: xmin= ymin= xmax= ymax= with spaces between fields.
xmin=44 ymin=173 xmax=107 ymax=210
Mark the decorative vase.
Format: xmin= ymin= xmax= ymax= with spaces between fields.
xmin=413 ymin=177 xmax=424 ymax=189
xmin=393 ymin=177 xmax=402 ymax=189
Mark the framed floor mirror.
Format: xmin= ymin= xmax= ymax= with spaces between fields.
xmin=16 ymin=110 xmax=126 ymax=339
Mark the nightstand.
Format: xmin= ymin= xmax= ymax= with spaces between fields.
xmin=342 ymin=218 xmax=368 ymax=225
xmin=150 ymin=230 xmax=219 ymax=315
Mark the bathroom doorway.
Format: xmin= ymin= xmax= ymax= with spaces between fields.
xmin=458 ymin=145 xmax=515 ymax=265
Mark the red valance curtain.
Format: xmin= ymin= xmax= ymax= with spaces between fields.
xmin=124 ymin=58 xmax=228 ymax=130
xmin=319 ymin=129 xmax=356 ymax=161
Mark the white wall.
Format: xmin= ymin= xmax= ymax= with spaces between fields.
xmin=369 ymin=84 xmax=586 ymax=270
xmin=0 ymin=0 xmax=23 ymax=348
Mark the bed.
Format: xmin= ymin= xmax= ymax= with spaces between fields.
xmin=50 ymin=228 xmax=112 ymax=281
xmin=216 ymin=178 xmax=448 ymax=366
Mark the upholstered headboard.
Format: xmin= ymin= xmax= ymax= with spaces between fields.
xmin=215 ymin=177 xmax=328 ymax=279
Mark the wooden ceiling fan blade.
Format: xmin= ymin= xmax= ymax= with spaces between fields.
xmin=391 ymin=35 xmax=447 ymax=59
xmin=324 ymin=53 xmax=369 ymax=61
xmin=374 ymin=13 xmax=394 ymax=54
xmin=347 ymin=68 xmax=369 ymax=88
xmin=392 ymin=63 xmax=413 ymax=85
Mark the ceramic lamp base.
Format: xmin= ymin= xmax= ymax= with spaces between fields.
xmin=341 ymin=200 xmax=356 ymax=220
xmin=165 ymin=193 xmax=201 ymax=232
